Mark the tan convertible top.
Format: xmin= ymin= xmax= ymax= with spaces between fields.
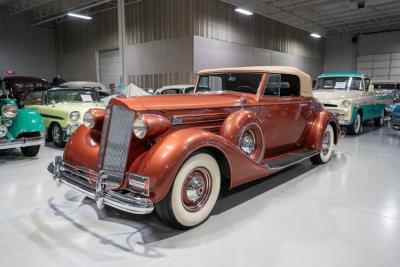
xmin=198 ymin=66 xmax=313 ymax=97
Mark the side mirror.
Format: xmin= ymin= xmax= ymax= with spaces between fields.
xmin=368 ymin=84 xmax=375 ymax=93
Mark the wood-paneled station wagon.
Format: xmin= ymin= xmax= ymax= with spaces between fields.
xmin=48 ymin=66 xmax=340 ymax=229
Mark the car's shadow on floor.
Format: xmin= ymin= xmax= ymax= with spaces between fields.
xmin=45 ymin=155 xmax=349 ymax=251
xmin=0 ymin=148 xmax=38 ymax=164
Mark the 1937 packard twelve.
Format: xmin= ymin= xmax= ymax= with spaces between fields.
xmin=49 ymin=66 xmax=340 ymax=229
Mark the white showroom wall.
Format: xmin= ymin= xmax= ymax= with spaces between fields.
xmin=0 ymin=10 xmax=56 ymax=81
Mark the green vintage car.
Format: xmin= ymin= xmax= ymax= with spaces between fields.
xmin=0 ymin=89 xmax=45 ymax=157
xmin=313 ymin=72 xmax=393 ymax=135
xmin=24 ymin=87 xmax=105 ymax=148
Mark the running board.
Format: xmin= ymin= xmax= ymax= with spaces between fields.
xmin=265 ymin=150 xmax=318 ymax=169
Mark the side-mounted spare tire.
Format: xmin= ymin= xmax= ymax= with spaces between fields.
xmin=220 ymin=110 xmax=265 ymax=162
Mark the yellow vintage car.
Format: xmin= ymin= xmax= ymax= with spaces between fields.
xmin=24 ymin=87 xmax=105 ymax=147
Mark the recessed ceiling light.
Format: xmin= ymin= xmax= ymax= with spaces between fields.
xmin=235 ymin=8 xmax=253 ymax=16
xmin=310 ymin=33 xmax=322 ymax=38
xmin=67 ymin=13 xmax=92 ymax=20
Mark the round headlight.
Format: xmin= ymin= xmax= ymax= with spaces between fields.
xmin=4 ymin=89 xmax=10 ymax=97
xmin=83 ymin=111 xmax=94 ymax=129
xmin=1 ymin=104 xmax=18 ymax=118
xmin=70 ymin=111 xmax=80 ymax=121
xmin=0 ymin=125 xmax=7 ymax=138
xmin=342 ymin=100 xmax=351 ymax=108
xmin=385 ymin=106 xmax=393 ymax=113
xmin=133 ymin=117 xmax=147 ymax=139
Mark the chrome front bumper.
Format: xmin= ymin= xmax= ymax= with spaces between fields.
xmin=48 ymin=156 xmax=154 ymax=215
xmin=0 ymin=136 xmax=45 ymax=150
xmin=325 ymin=108 xmax=352 ymax=126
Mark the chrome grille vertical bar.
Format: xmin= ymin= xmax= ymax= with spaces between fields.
xmin=97 ymin=105 xmax=135 ymax=177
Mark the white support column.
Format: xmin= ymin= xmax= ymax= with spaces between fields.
xmin=118 ymin=0 xmax=128 ymax=86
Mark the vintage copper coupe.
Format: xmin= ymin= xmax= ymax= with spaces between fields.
xmin=49 ymin=66 xmax=340 ymax=229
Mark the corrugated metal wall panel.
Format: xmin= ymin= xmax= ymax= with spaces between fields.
xmin=57 ymin=0 xmax=323 ymax=59
xmin=128 ymin=72 xmax=194 ymax=88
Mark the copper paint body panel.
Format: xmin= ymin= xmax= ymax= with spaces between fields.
xmin=63 ymin=71 xmax=340 ymax=203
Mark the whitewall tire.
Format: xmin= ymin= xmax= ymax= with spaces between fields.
xmin=156 ymin=153 xmax=221 ymax=229
xmin=347 ymin=112 xmax=362 ymax=135
xmin=311 ymin=124 xmax=334 ymax=164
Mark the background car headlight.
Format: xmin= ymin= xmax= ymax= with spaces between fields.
xmin=4 ymin=89 xmax=10 ymax=97
xmin=342 ymin=100 xmax=351 ymax=108
xmin=133 ymin=117 xmax=147 ymax=139
xmin=1 ymin=104 xmax=18 ymax=118
xmin=0 ymin=125 xmax=8 ymax=138
xmin=385 ymin=106 xmax=393 ymax=113
xmin=0 ymin=90 xmax=3 ymax=97
xmin=69 ymin=111 xmax=80 ymax=121
xmin=83 ymin=111 xmax=94 ymax=129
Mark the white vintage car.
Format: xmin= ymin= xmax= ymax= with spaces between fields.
xmin=313 ymin=72 xmax=392 ymax=135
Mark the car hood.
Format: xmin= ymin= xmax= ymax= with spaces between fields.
xmin=52 ymin=102 xmax=105 ymax=114
xmin=313 ymin=90 xmax=363 ymax=101
xmin=110 ymin=92 xmax=252 ymax=111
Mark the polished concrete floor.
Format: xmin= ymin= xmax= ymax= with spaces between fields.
xmin=0 ymin=123 xmax=399 ymax=267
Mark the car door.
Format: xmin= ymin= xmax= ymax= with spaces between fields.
xmin=259 ymin=73 xmax=308 ymax=156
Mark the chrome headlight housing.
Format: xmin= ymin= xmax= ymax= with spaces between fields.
xmin=83 ymin=111 xmax=94 ymax=129
xmin=133 ymin=117 xmax=147 ymax=139
xmin=342 ymin=100 xmax=351 ymax=108
xmin=69 ymin=111 xmax=80 ymax=122
xmin=0 ymin=125 xmax=7 ymax=138
xmin=1 ymin=104 xmax=18 ymax=118
xmin=385 ymin=106 xmax=393 ymax=113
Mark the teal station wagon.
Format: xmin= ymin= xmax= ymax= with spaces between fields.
xmin=313 ymin=72 xmax=392 ymax=135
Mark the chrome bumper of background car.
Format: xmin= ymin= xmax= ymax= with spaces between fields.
xmin=48 ymin=156 xmax=154 ymax=215
xmin=325 ymin=108 xmax=352 ymax=125
xmin=0 ymin=136 xmax=45 ymax=149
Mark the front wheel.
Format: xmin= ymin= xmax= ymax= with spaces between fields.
xmin=347 ymin=112 xmax=362 ymax=135
xmin=20 ymin=145 xmax=40 ymax=157
xmin=51 ymin=123 xmax=66 ymax=148
xmin=155 ymin=153 xmax=221 ymax=229
xmin=311 ymin=124 xmax=334 ymax=164
xmin=374 ymin=109 xmax=384 ymax=127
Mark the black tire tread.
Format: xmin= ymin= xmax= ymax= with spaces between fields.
xmin=20 ymin=145 xmax=40 ymax=157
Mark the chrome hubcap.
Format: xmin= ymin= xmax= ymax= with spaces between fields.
xmin=53 ymin=126 xmax=61 ymax=142
xmin=322 ymin=130 xmax=331 ymax=156
xmin=181 ymin=167 xmax=212 ymax=212
xmin=240 ymin=130 xmax=256 ymax=155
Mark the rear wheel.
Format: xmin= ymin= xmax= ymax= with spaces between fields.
xmin=20 ymin=145 xmax=40 ymax=157
xmin=374 ymin=109 xmax=384 ymax=127
xmin=311 ymin=124 xmax=334 ymax=164
xmin=155 ymin=153 xmax=221 ymax=229
xmin=52 ymin=123 xmax=65 ymax=148
xmin=347 ymin=112 xmax=362 ymax=135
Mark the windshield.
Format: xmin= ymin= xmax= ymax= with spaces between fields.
xmin=316 ymin=77 xmax=364 ymax=91
xmin=197 ymin=73 xmax=263 ymax=94
xmin=374 ymin=83 xmax=396 ymax=90
xmin=48 ymin=89 xmax=100 ymax=103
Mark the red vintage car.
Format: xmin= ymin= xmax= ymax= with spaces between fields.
xmin=49 ymin=66 xmax=340 ymax=229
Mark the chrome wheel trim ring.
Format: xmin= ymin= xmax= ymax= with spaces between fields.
xmin=181 ymin=167 xmax=212 ymax=212
xmin=52 ymin=126 xmax=62 ymax=143
xmin=239 ymin=130 xmax=256 ymax=155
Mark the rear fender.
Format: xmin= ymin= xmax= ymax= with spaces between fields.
xmin=306 ymin=110 xmax=340 ymax=152
xmin=128 ymin=128 xmax=272 ymax=203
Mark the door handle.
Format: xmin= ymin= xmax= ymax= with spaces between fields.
xmin=300 ymin=103 xmax=308 ymax=107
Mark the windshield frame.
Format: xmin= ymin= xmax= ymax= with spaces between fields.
xmin=315 ymin=76 xmax=366 ymax=91
xmin=46 ymin=88 xmax=101 ymax=104
xmin=195 ymin=72 xmax=265 ymax=95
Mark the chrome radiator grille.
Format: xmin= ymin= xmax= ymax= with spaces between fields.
xmin=98 ymin=105 xmax=135 ymax=176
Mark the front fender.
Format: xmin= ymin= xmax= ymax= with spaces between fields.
xmin=128 ymin=128 xmax=272 ymax=203
xmin=306 ymin=110 xmax=340 ymax=152
xmin=7 ymin=108 xmax=45 ymax=140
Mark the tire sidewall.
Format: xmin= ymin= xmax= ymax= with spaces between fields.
xmin=353 ymin=113 xmax=361 ymax=134
xmin=170 ymin=153 xmax=220 ymax=227
xmin=319 ymin=124 xmax=334 ymax=163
